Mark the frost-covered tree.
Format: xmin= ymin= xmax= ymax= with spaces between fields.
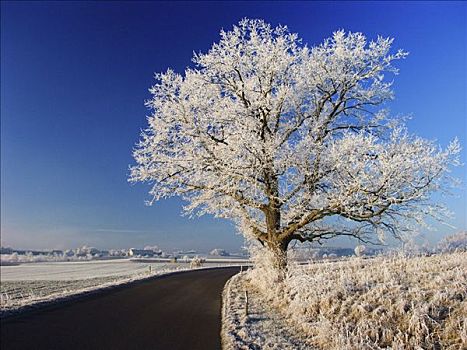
xmin=437 ymin=231 xmax=467 ymax=253
xmin=130 ymin=19 xmax=460 ymax=270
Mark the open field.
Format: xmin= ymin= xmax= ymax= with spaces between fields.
xmin=1 ymin=259 xmax=179 ymax=281
xmin=225 ymin=251 xmax=467 ymax=350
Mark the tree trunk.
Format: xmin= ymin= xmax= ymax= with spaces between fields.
xmin=267 ymin=238 xmax=289 ymax=278
xmin=264 ymin=174 xmax=289 ymax=277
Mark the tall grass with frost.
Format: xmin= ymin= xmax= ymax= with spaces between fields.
xmin=247 ymin=248 xmax=466 ymax=349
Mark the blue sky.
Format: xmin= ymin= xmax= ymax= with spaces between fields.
xmin=1 ymin=1 xmax=465 ymax=252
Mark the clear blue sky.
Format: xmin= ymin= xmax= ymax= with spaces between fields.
xmin=1 ymin=1 xmax=465 ymax=252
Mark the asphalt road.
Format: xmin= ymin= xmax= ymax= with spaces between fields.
xmin=1 ymin=267 xmax=240 ymax=350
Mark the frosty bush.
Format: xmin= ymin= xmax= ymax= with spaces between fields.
xmin=190 ymin=256 xmax=204 ymax=268
xmin=247 ymin=243 xmax=286 ymax=288
xmin=437 ymin=231 xmax=467 ymax=253
xmin=354 ymin=245 xmax=366 ymax=257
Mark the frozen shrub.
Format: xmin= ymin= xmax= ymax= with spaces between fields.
xmin=437 ymin=231 xmax=467 ymax=253
xmin=354 ymin=245 xmax=366 ymax=257
xmin=190 ymin=256 xmax=204 ymax=268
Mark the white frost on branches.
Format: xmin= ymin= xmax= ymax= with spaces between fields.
xmin=130 ymin=19 xmax=460 ymax=248
xmin=437 ymin=231 xmax=467 ymax=253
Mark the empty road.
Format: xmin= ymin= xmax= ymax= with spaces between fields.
xmin=1 ymin=267 xmax=240 ymax=350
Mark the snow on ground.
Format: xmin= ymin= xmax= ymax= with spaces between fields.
xmin=2 ymin=276 xmax=140 ymax=311
xmin=1 ymin=259 xmax=178 ymax=281
xmin=222 ymin=271 xmax=313 ymax=350
xmin=0 ymin=259 xmax=247 ymax=316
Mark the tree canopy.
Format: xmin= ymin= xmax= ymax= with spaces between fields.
xmin=130 ymin=19 xmax=460 ymax=261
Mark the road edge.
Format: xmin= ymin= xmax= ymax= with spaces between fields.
xmin=221 ymin=271 xmax=243 ymax=350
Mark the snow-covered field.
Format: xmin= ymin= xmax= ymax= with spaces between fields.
xmin=1 ymin=259 xmax=180 ymax=281
xmin=0 ymin=258 xmax=246 ymax=315
xmin=224 ymin=251 xmax=467 ymax=349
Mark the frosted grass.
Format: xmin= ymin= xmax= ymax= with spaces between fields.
xmin=242 ymin=251 xmax=466 ymax=349
xmin=222 ymin=272 xmax=314 ymax=349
